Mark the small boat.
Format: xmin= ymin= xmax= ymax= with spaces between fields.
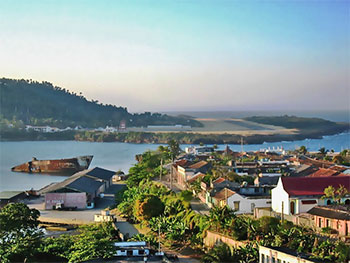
xmin=11 ymin=156 xmax=93 ymax=175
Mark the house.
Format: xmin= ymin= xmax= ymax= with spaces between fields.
xmin=94 ymin=210 xmax=116 ymax=222
xmin=203 ymin=178 xmax=239 ymax=207
xmin=25 ymin=125 xmax=60 ymax=133
xmin=227 ymin=193 xmax=271 ymax=214
xmin=185 ymin=146 xmax=214 ymax=155
xmin=83 ymin=167 xmax=116 ymax=189
xmin=211 ymin=188 xmax=236 ymax=207
xmin=0 ymin=191 xmax=26 ymax=208
xmin=259 ymin=246 xmax=320 ymax=263
xmin=41 ymin=167 xmax=116 ymax=210
xmin=307 ymin=168 xmax=341 ymax=177
xmin=254 ymin=175 xmax=280 ymax=187
xmin=176 ymin=160 xmax=211 ymax=188
xmin=113 ymin=241 xmax=150 ymax=257
xmin=272 ymin=176 xmax=350 ymax=215
xmin=308 ymin=205 xmax=350 ymax=236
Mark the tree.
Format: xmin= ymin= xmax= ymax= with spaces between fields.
xmin=0 ymin=203 xmax=42 ymax=263
xmin=202 ymin=243 xmax=237 ymax=263
xmin=322 ymin=185 xmax=348 ymax=204
xmin=168 ymin=140 xmax=180 ymax=160
xmin=298 ymin=145 xmax=307 ymax=155
xmin=134 ymin=195 xmax=165 ymax=221
xmin=319 ymin=147 xmax=328 ymax=156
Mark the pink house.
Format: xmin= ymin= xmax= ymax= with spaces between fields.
xmin=308 ymin=205 xmax=350 ymax=236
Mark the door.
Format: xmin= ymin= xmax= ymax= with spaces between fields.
xmin=290 ymin=201 xmax=295 ymax=215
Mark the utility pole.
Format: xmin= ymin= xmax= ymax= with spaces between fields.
xmin=160 ymin=158 xmax=163 ymax=182
xmin=170 ymin=157 xmax=173 ymax=190
xmin=158 ymin=223 xmax=161 ymax=254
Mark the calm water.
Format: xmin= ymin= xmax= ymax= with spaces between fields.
xmin=0 ymin=132 xmax=349 ymax=191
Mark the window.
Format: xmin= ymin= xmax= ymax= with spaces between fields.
xmin=251 ymin=203 xmax=256 ymax=212
xmin=326 ymin=219 xmax=330 ymax=227
xmin=301 ymin=200 xmax=317 ymax=204
xmin=234 ymin=201 xmax=240 ymax=211
xmin=254 ymin=188 xmax=259 ymax=193
xmin=277 ymin=260 xmax=281 ymax=263
xmin=261 ymin=254 xmax=265 ymax=263
xmin=272 ymin=258 xmax=276 ymax=263
xmin=266 ymin=256 xmax=270 ymax=263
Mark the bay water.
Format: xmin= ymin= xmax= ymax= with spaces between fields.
xmin=0 ymin=132 xmax=349 ymax=191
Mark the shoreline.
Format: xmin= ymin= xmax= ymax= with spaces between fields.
xmin=1 ymin=128 xmax=349 ymax=145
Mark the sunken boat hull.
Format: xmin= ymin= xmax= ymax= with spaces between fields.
xmin=11 ymin=156 xmax=93 ymax=175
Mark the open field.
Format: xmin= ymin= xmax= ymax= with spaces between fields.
xmin=128 ymin=118 xmax=297 ymax=135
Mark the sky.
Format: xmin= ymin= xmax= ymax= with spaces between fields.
xmin=0 ymin=0 xmax=349 ymax=112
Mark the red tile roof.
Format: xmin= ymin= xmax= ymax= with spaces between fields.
xmin=213 ymin=188 xmax=236 ymax=200
xmin=189 ymin=160 xmax=208 ymax=169
xmin=213 ymin=177 xmax=226 ymax=185
xmin=281 ymin=176 xmax=350 ymax=196
xmin=307 ymin=168 xmax=339 ymax=177
xmin=187 ymin=172 xmax=206 ymax=183
xmin=174 ymin=159 xmax=191 ymax=169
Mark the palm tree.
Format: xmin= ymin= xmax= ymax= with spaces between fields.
xmin=298 ymin=145 xmax=307 ymax=155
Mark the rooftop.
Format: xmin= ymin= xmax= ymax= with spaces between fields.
xmin=40 ymin=167 xmax=115 ymax=194
xmin=260 ymin=246 xmax=323 ymax=263
xmin=281 ymin=176 xmax=350 ymax=196
xmin=307 ymin=168 xmax=339 ymax=177
xmin=0 ymin=191 xmax=24 ymax=200
xmin=212 ymin=188 xmax=236 ymax=200
xmin=189 ymin=160 xmax=209 ymax=169
xmin=308 ymin=205 xmax=350 ymax=220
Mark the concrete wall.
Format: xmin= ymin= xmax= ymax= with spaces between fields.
xmin=255 ymin=207 xmax=314 ymax=228
xmin=259 ymin=246 xmax=316 ymax=263
xmin=227 ymin=194 xmax=271 ymax=214
xmin=204 ymin=230 xmax=247 ymax=249
xmin=45 ymin=192 xmax=86 ymax=210
xmin=314 ymin=215 xmax=350 ymax=236
xmin=271 ymin=179 xmax=289 ymax=214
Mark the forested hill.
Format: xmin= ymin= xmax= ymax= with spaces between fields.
xmin=0 ymin=78 xmax=201 ymax=128
xmin=244 ymin=115 xmax=349 ymax=133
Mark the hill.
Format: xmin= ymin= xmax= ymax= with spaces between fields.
xmin=0 ymin=78 xmax=201 ymax=128
xmin=244 ymin=115 xmax=349 ymax=135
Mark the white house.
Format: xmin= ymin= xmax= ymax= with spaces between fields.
xmin=259 ymin=245 xmax=319 ymax=263
xmin=272 ymin=176 xmax=350 ymax=215
xmin=227 ymin=193 xmax=271 ymax=214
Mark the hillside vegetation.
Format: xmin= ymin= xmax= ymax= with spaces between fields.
xmin=0 ymin=78 xmax=201 ymax=128
xmin=244 ymin=115 xmax=348 ymax=134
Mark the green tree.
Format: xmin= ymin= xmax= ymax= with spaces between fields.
xmin=168 ymin=139 xmax=180 ymax=160
xmin=0 ymin=203 xmax=42 ymax=263
xmin=202 ymin=243 xmax=237 ymax=263
xmin=322 ymin=185 xmax=348 ymax=204
xmin=134 ymin=195 xmax=165 ymax=221
xmin=298 ymin=145 xmax=307 ymax=155
xmin=319 ymin=147 xmax=328 ymax=156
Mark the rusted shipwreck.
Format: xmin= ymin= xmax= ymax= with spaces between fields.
xmin=11 ymin=156 xmax=93 ymax=175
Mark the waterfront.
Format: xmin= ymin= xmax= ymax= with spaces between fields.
xmin=0 ymin=132 xmax=349 ymax=191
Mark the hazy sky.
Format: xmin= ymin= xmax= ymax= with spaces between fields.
xmin=0 ymin=0 xmax=349 ymax=112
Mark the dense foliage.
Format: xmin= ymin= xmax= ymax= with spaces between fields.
xmin=116 ymin=148 xmax=350 ymax=263
xmin=0 ymin=203 xmax=119 ymax=263
xmin=0 ymin=203 xmax=42 ymax=263
xmin=40 ymin=223 xmax=119 ymax=262
xmin=0 ymin=78 xmax=201 ymax=128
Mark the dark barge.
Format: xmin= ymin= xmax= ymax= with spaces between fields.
xmin=11 ymin=156 xmax=93 ymax=175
